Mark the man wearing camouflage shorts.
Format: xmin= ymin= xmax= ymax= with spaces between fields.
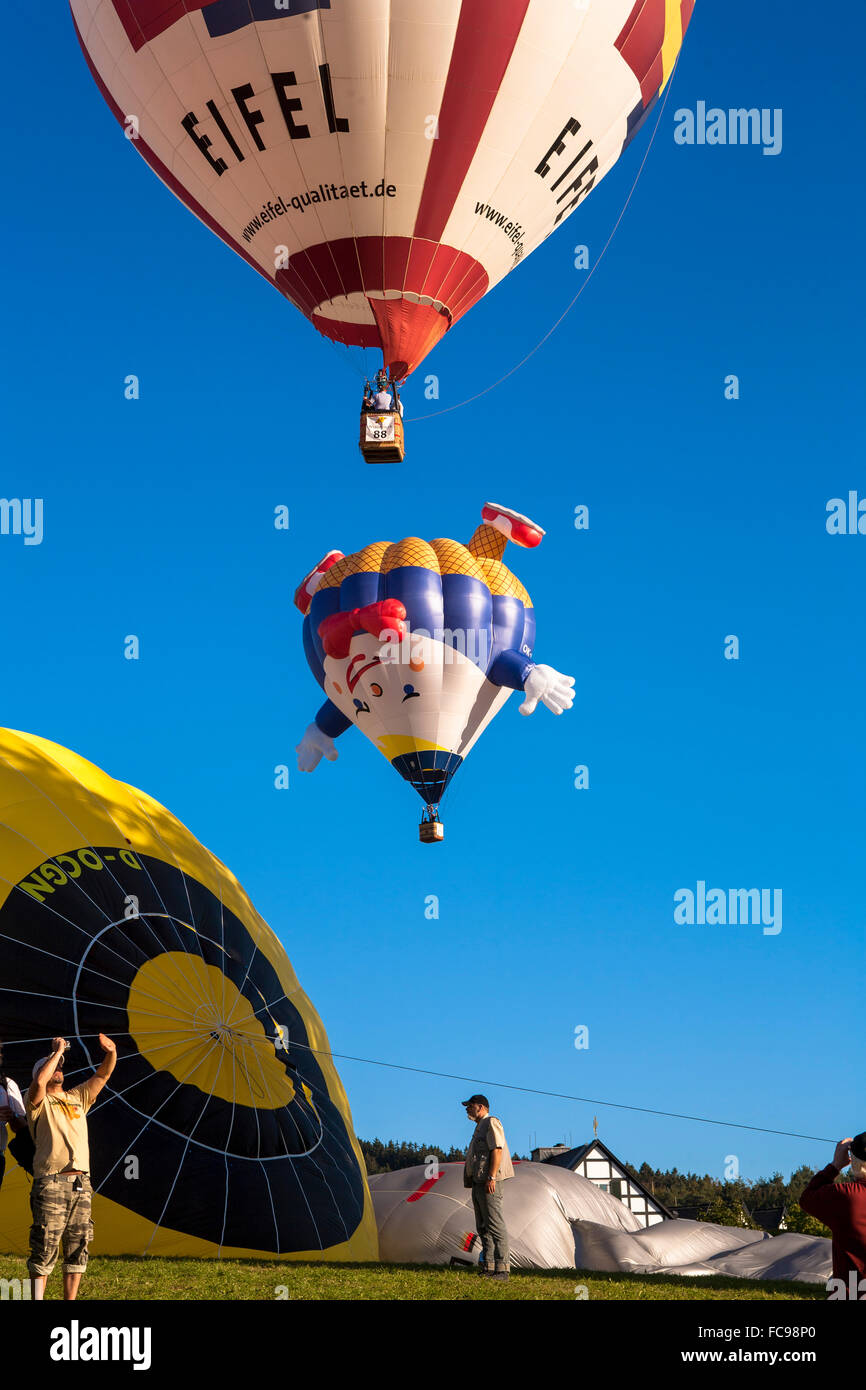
xmin=463 ymin=1094 xmax=514 ymax=1280
xmin=26 ymin=1033 xmax=117 ymax=1301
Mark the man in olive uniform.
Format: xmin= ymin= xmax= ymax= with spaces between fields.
xmin=463 ymin=1094 xmax=514 ymax=1279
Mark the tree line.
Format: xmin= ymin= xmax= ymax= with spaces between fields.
xmin=626 ymin=1160 xmax=830 ymax=1235
xmin=358 ymin=1139 xmax=832 ymax=1236
xmin=360 ymin=1138 xmax=468 ymax=1174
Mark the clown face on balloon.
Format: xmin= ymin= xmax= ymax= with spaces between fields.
xmin=295 ymin=504 xmax=574 ymax=840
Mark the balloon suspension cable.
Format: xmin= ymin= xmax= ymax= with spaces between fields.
xmin=280 ymin=1038 xmax=835 ymax=1145
xmin=419 ymin=801 xmax=444 ymax=843
xmin=15 ymin=1027 xmax=833 ymax=1145
xmin=326 ymin=334 xmax=370 ymax=382
xmin=405 ymin=49 xmax=685 ymax=425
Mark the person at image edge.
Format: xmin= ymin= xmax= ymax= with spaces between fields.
xmin=799 ymin=1133 xmax=866 ymax=1298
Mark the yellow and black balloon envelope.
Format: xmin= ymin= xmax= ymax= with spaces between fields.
xmin=0 ymin=729 xmax=377 ymax=1260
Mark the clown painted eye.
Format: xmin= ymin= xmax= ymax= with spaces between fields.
xmin=370 ymin=683 xmax=383 ymax=697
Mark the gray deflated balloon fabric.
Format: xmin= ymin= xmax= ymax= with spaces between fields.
xmin=574 ymin=1217 xmax=766 ymax=1272
xmin=371 ymin=1163 xmax=833 ymax=1283
xmin=370 ymin=1161 xmax=641 ymax=1268
xmin=673 ymin=1231 xmax=833 ymax=1283
xmin=575 ymin=1220 xmax=831 ymax=1283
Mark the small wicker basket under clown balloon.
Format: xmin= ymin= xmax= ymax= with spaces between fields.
xmin=295 ymin=504 xmax=574 ymax=841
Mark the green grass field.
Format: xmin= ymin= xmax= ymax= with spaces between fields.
xmin=0 ymin=1256 xmax=825 ymax=1301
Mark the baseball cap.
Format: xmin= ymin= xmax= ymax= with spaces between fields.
xmin=32 ymin=1052 xmax=65 ymax=1080
xmin=461 ymin=1094 xmax=489 ymax=1108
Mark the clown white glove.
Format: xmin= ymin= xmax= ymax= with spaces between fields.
xmin=519 ymin=664 xmax=575 ymax=716
xmin=296 ymin=723 xmax=339 ymax=772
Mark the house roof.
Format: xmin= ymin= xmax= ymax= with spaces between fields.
xmin=540 ymin=1139 xmax=676 ymax=1219
xmin=749 ymin=1205 xmax=788 ymax=1230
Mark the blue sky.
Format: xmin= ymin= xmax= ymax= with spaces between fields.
xmin=2 ymin=2 xmax=864 ymax=1185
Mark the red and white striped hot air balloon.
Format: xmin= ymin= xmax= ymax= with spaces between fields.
xmin=70 ymin=0 xmax=694 ymax=382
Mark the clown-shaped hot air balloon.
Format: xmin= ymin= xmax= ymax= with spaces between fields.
xmin=295 ymin=504 xmax=574 ymax=839
xmin=0 ymin=729 xmax=377 ymax=1261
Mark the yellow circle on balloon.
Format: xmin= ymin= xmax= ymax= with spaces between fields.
xmin=127 ymin=952 xmax=297 ymax=1110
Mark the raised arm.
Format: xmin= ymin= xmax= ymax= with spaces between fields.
xmin=28 ymin=1038 xmax=68 ymax=1107
xmin=86 ymin=1034 xmax=117 ymax=1102
xmin=799 ymin=1137 xmax=854 ymax=1220
xmin=488 ymin=650 xmax=575 ymax=715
